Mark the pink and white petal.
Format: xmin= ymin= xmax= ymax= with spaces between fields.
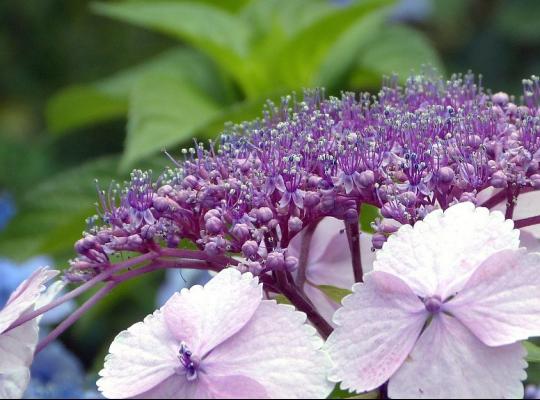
xmin=325 ymin=272 xmax=427 ymax=393
xmin=203 ymin=301 xmax=333 ymax=399
xmin=0 ymin=268 xmax=58 ymax=333
xmin=97 ymin=310 xmax=180 ymax=399
xmin=445 ymin=249 xmax=540 ymax=346
xmin=163 ymin=268 xmax=262 ymax=356
xmin=134 ymin=374 xmax=268 ymax=399
xmin=197 ymin=375 xmax=268 ymax=399
xmin=388 ymin=314 xmax=526 ymax=399
xmin=375 ymin=202 xmax=519 ymax=298
xmin=132 ymin=375 xmax=196 ymax=399
xmin=0 ymin=320 xmax=39 ymax=399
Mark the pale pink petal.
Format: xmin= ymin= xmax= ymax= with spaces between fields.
xmin=375 ymin=202 xmax=519 ymax=298
xmin=445 ymin=249 xmax=540 ymax=346
xmin=325 ymin=272 xmax=427 ymax=393
xmin=0 ymin=321 xmax=38 ymax=399
xmin=162 ymin=268 xmax=261 ymax=356
xmin=0 ymin=267 xmax=59 ymax=398
xmin=197 ymin=375 xmax=268 ymax=399
xmin=203 ymin=301 xmax=333 ymax=399
xmin=0 ymin=267 xmax=59 ymax=333
xmin=135 ymin=374 xmax=268 ymax=399
xmin=388 ymin=314 xmax=526 ymax=399
xmin=97 ymin=310 xmax=180 ymax=399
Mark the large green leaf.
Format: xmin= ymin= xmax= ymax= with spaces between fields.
xmin=350 ymin=25 xmax=444 ymax=87
xmin=315 ymin=10 xmax=385 ymax=89
xmin=46 ymin=86 xmax=127 ymax=134
xmin=0 ymin=155 xmax=169 ymax=261
xmin=91 ymin=1 xmax=252 ymax=91
xmin=275 ymin=0 xmax=393 ymax=88
xmin=121 ymin=75 xmax=222 ymax=169
xmin=525 ymin=340 xmax=540 ymax=363
xmin=0 ymin=157 xmax=119 ymax=261
xmin=47 ymin=48 xmax=230 ymax=134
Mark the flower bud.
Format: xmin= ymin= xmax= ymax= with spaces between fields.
xmin=242 ymin=240 xmax=259 ymax=258
xmin=266 ymin=252 xmax=285 ymax=271
xmin=288 ymin=217 xmax=303 ymax=233
xmin=205 ymin=217 xmax=223 ymax=235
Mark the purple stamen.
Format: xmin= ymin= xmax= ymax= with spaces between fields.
xmin=424 ymin=296 xmax=443 ymax=314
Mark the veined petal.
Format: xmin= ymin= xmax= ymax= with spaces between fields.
xmin=134 ymin=374 xmax=267 ymax=399
xmin=325 ymin=272 xmax=427 ymax=393
xmin=202 ymin=301 xmax=333 ymax=399
xmin=388 ymin=314 xmax=526 ymax=399
xmin=445 ymin=249 xmax=540 ymax=346
xmin=375 ymin=202 xmax=519 ymax=298
xmin=0 ymin=322 xmax=38 ymax=399
xmin=163 ymin=268 xmax=262 ymax=357
xmin=0 ymin=267 xmax=59 ymax=399
xmin=0 ymin=267 xmax=58 ymax=334
xmin=97 ymin=310 xmax=180 ymax=399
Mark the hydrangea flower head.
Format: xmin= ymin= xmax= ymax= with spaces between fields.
xmin=68 ymin=71 xmax=540 ymax=283
xmin=0 ymin=267 xmax=59 ymax=398
xmin=97 ymin=268 xmax=333 ymax=399
xmin=326 ymin=202 xmax=540 ymax=398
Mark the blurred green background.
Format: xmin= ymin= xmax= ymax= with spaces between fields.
xmin=2 ymin=0 xmax=540 ymax=383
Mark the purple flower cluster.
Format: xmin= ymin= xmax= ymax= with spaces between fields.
xmin=67 ymin=71 xmax=540 ymax=282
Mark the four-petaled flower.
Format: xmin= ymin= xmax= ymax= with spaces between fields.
xmin=97 ymin=268 xmax=333 ymax=399
xmin=326 ymin=202 xmax=540 ymax=398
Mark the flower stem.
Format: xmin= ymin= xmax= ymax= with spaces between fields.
xmin=296 ymin=220 xmax=320 ymax=289
xmin=275 ymin=270 xmax=332 ymax=339
xmin=515 ymin=215 xmax=540 ymax=229
xmin=7 ymin=252 xmax=158 ymax=332
xmin=36 ymin=281 xmax=117 ymax=354
xmin=345 ymin=218 xmax=363 ymax=283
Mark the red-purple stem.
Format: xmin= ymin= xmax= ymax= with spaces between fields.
xmin=36 ymin=282 xmax=117 ymax=354
xmin=7 ymin=252 xmax=159 ymax=332
xmin=515 ymin=215 xmax=540 ymax=229
xmin=345 ymin=218 xmax=363 ymax=283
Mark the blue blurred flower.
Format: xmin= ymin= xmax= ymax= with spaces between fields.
xmin=156 ymin=268 xmax=211 ymax=306
xmin=24 ymin=339 xmax=94 ymax=399
xmin=0 ymin=192 xmax=15 ymax=231
xmin=0 ymin=256 xmax=74 ymax=325
xmin=526 ymin=385 xmax=540 ymax=399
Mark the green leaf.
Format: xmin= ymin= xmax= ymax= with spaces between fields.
xmin=0 ymin=157 xmax=119 ymax=261
xmin=276 ymin=0 xmax=393 ymax=88
xmin=494 ymin=0 xmax=540 ymax=44
xmin=121 ymin=75 xmax=222 ymax=169
xmin=318 ymin=285 xmax=352 ymax=304
xmin=275 ymin=294 xmax=292 ymax=305
xmin=525 ymin=341 xmax=540 ymax=363
xmin=350 ymin=25 xmax=444 ymax=87
xmin=360 ymin=204 xmax=379 ymax=233
xmin=46 ymin=85 xmax=127 ymax=134
xmin=91 ymin=1 xmax=252 ymax=91
xmin=315 ymin=10 xmax=386 ymax=88
xmin=328 ymin=384 xmax=379 ymax=399
xmin=47 ymin=48 xmax=230 ymax=134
